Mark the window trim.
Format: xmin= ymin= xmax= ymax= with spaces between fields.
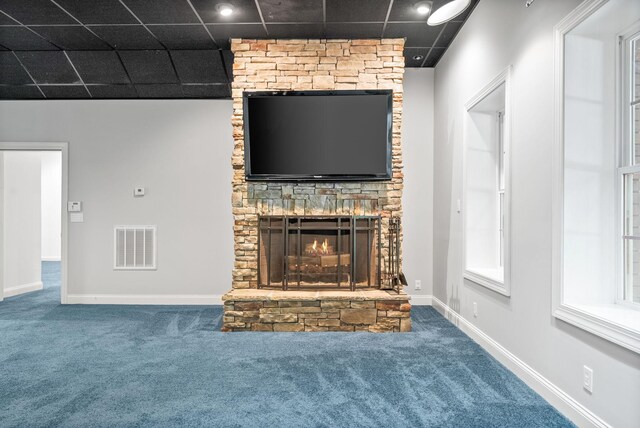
xmin=552 ymin=0 xmax=640 ymax=354
xmin=462 ymin=65 xmax=512 ymax=297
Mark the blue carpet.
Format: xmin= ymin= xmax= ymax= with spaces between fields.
xmin=0 ymin=262 xmax=573 ymax=427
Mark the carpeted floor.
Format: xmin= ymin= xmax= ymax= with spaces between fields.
xmin=0 ymin=262 xmax=573 ymax=427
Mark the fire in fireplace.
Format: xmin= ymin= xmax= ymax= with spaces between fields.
xmin=258 ymin=216 xmax=381 ymax=290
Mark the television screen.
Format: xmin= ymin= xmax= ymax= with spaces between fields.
xmin=244 ymin=90 xmax=392 ymax=181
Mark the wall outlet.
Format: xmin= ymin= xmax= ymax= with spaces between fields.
xmin=473 ymin=302 xmax=478 ymax=318
xmin=414 ymin=280 xmax=422 ymax=290
xmin=583 ymin=366 xmax=593 ymax=393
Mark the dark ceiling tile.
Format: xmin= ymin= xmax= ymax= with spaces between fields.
xmin=0 ymin=51 xmax=33 ymax=84
xmin=0 ymin=26 xmax=58 ymax=50
xmin=0 ymin=0 xmax=76 ymax=25
xmin=0 ymin=45 xmax=7 ymax=50
xmin=0 ymin=85 xmax=43 ymax=99
xmin=148 ymin=24 xmax=217 ymax=49
xmin=258 ymin=0 xmax=323 ymax=23
xmin=135 ymin=83 xmax=184 ymax=98
xmin=403 ymin=47 xmax=429 ymax=68
xmin=66 ymin=51 xmax=130 ymax=84
xmin=15 ymin=51 xmax=80 ymax=84
xmin=423 ymin=47 xmax=444 ymax=67
xmin=90 ymin=25 xmax=164 ymax=49
xmin=0 ymin=11 xmax=19 ymax=24
xmin=326 ymin=0 xmax=389 ymax=23
xmin=54 ymin=0 xmax=138 ymax=25
xmin=30 ymin=26 xmax=111 ymax=50
xmin=389 ymin=0 xmax=436 ymax=22
xmin=435 ymin=21 xmax=462 ymax=48
xmin=384 ymin=22 xmax=443 ymax=47
xmin=122 ymin=0 xmax=199 ymax=24
xmin=221 ymin=49 xmax=233 ymax=79
xmin=182 ymin=84 xmax=230 ymax=98
xmin=206 ymin=23 xmax=267 ymax=49
xmin=170 ymin=50 xmax=226 ymax=84
xmin=40 ymin=84 xmax=90 ymax=98
xmin=119 ymin=50 xmax=178 ymax=84
xmin=325 ymin=23 xmax=383 ymax=39
xmin=191 ymin=0 xmax=262 ymax=24
xmin=88 ymin=84 xmax=138 ymax=98
xmin=266 ymin=23 xmax=323 ymax=39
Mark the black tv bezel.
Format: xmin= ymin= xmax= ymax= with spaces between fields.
xmin=243 ymin=89 xmax=393 ymax=182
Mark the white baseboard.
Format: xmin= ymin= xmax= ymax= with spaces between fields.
xmin=410 ymin=294 xmax=433 ymax=306
xmin=431 ymin=296 xmax=609 ymax=428
xmin=4 ymin=281 xmax=43 ymax=298
xmin=65 ymin=294 xmax=223 ymax=305
xmin=41 ymin=257 xmax=61 ymax=262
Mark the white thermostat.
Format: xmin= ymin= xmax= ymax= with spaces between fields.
xmin=134 ymin=187 xmax=145 ymax=197
xmin=67 ymin=201 xmax=82 ymax=212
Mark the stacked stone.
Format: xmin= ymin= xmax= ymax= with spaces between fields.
xmin=230 ymin=38 xmax=405 ymax=290
xmin=223 ymin=298 xmax=411 ymax=332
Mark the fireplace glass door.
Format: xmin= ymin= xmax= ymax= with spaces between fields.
xmin=258 ymin=216 xmax=380 ymax=290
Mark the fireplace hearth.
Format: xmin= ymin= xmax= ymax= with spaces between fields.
xmin=258 ymin=216 xmax=381 ymax=291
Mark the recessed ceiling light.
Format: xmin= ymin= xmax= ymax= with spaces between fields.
xmin=427 ymin=0 xmax=471 ymax=26
xmin=217 ymin=3 xmax=234 ymax=17
xmin=412 ymin=55 xmax=424 ymax=61
xmin=414 ymin=1 xmax=433 ymax=15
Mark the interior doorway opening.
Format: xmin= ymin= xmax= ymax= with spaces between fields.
xmin=0 ymin=143 xmax=68 ymax=304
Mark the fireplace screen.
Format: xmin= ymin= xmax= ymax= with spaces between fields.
xmin=258 ymin=216 xmax=381 ymax=290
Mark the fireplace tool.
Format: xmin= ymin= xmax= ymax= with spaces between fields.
xmin=387 ymin=216 xmax=407 ymax=293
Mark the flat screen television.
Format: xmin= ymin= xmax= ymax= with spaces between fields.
xmin=243 ymin=90 xmax=393 ymax=181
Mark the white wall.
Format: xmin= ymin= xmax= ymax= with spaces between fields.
xmin=402 ymin=69 xmax=435 ymax=301
xmin=41 ymin=151 xmax=62 ymax=261
xmin=0 ymin=100 xmax=235 ymax=303
xmin=2 ymin=151 xmax=42 ymax=296
xmin=433 ymin=0 xmax=640 ymax=426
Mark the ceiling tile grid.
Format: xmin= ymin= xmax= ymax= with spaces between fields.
xmin=0 ymin=0 xmax=479 ymax=99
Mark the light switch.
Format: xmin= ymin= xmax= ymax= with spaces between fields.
xmin=67 ymin=201 xmax=82 ymax=212
xmin=134 ymin=187 xmax=145 ymax=197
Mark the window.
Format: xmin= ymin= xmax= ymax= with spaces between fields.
xmin=553 ymin=0 xmax=640 ymax=354
xmin=622 ymin=30 xmax=640 ymax=305
xmin=463 ymin=67 xmax=511 ymax=296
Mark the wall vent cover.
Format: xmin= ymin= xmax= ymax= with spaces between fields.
xmin=114 ymin=226 xmax=156 ymax=270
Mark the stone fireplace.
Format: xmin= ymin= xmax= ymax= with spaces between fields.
xmin=222 ymin=38 xmax=410 ymax=332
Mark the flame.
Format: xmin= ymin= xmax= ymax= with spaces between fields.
xmin=322 ymin=239 xmax=328 ymax=254
xmin=312 ymin=240 xmax=317 ymax=252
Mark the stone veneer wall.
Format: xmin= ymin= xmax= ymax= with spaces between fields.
xmin=224 ymin=298 xmax=411 ymax=332
xmin=230 ymin=38 xmax=405 ymax=290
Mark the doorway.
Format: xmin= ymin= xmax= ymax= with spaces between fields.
xmin=0 ymin=143 xmax=68 ymax=303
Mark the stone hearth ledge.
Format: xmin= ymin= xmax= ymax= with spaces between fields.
xmin=222 ymin=289 xmax=411 ymax=302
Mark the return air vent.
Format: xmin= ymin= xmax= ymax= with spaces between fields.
xmin=114 ymin=226 xmax=156 ymax=270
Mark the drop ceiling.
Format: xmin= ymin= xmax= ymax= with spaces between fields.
xmin=0 ymin=0 xmax=479 ymax=100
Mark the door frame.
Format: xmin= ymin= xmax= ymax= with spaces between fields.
xmin=0 ymin=142 xmax=69 ymax=304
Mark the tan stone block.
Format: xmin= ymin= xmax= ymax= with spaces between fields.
xmin=318 ymin=319 xmax=341 ymax=327
xmin=350 ymin=45 xmax=377 ymax=54
xmin=377 ymin=317 xmax=400 ymax=327
xmin=225 ymin=322 xmax=246 ymax=328
xmin=246 ymin=62 xmax=277 ymax=70
xmin=400 ymin=318 xmax=412 ymax=332
xmin=260 ymin=313 xmax=298 ymax=323
xmin=321 ymin=300 xmax=350 ymax=309
xmin=340 ymin=309 xmax=377 ymax=325
xmin=305 ymin=326 xmax=329 ymax=332
xmin=312 ymin=75 xmax=335 ymax=89
xmin=278 ymin=301 xmax=302 ymax=308
xmin=387 ymin=311 xmax=411 ymax=318
xmin=274 ymin=323 xmax=305 ymax=332
xmin=368 ymin=324 xmax=394 ymax=333
xmin=235 ymin=302 xmax=262 ymax=311
xmin=336 ymin=60 xmax=365 ymax=70
xmin=328 ymin=326 xmax=355 ymax=332
xmin=351 ymin=40 xmax=380 ymax=46
xmin=251 ymin=323 xmax=273 ymax=331
xmin=280 ymin=307 xmax=322 ymax=314
xmin=376 ymin=301 xmax=401 ymax=310
xmin=351 ymin=301 xmax=375 ymax=309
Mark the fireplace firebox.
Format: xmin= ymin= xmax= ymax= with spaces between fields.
xmin=258 ymin=216 xmax=381 ymax=291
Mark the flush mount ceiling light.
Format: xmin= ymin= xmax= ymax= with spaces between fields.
xmin=217 ymin=3 xmax=234 ymax=17
xmin=414 ymin=1 xmax=433 ymax=15
xmin=427 ymin=0 xmax=471 ymax=26
xmin=412 ymin=54 xmax=424 ymax=61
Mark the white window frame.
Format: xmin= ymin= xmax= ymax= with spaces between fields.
xmin=462 ymin=66 xmax=512 ymax=297
xmin=618 ymin=24 xmax=640 ymax=309
xmin=552 ymin=0 xmax=640 ymax=355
